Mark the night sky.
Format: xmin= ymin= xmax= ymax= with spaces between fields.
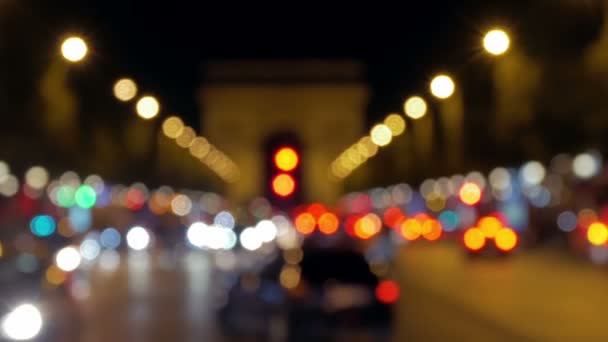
xmin=17 ymin=0 xmax=545 ymax=127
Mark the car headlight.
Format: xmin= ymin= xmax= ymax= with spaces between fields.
xmin=1 ymin=303 xmax=43 ymax=340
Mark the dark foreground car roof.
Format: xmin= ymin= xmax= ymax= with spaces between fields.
xmin=299 ymin=248 xmax=377 ymax=286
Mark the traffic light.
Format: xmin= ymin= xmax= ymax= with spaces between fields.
xmin=266 ymin=135 xmax=302 ymax=209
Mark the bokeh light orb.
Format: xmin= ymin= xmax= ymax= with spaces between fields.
xmin=55 ymin=246 xmax=81 ymax=272
xmin=74 ymin=185 xmax=97 ymax=209
xmin=520 ymin=161 xmax=546 ymax=185
xmin=171 ymin=194 xmax=192 ymax=216
xmin=370 ymin=124 xmax=392 ymax=147
xmin=272 ymin=174 xmax=296 ymax=197
xmin=318 ymin=212 xmax=339 ymax=235
xmin=135 ymin=96 xmax=160 ymax=120
xmin=25 ymin=166 xmax=49 ymax=190
xmin=401 ymin=219 xmax=422 ymax=241
xmin=572 ymin=153 xmax=600 ymax=179
xmin=1 ymin=303 xmax=43 ymax=341
xmin=557 ymin=211 xmax=577 ymax=232
xmin=126 ymin=226 xmax=151 ymax=251
xmin=79 ymin=239 xmax=101 ymax=261
xmin=384 ymin=114 xmax=406 ymax=136
xmin=438 ymin=210 xmax=459 ymax=232
xmin=404 ymin=96 xmax=428 ymax=119
xmin=61 ymin=36 xmax=88 ymax=62
xmin=240 ymin=227 xmax=262 ymax=251
xmin=294 ymin=212 xmax=316 ymax=235
xmin=483 ymin=29 xmax=510 ymax=56
xmin=256 ymin=220 xmax=278 ymax=243
xmin=459 ymin=182 xmax=482 ymax=206
xmin=30 ymin=215 xmax=56 ymax=237
xmin=100 ymin=228 xmax=121 ymax=249
xmin=56 ymin=185 xmax=76 ymax=208
xmin=186 ymin=222 xmax=208 ymax=248
xmin=479 ymin=216 xmax=502 ymax=238
xmin=494 ymin=228 xmax=518 ymax=252
xmin=588 ymin=222 xmax=608 ymax=246
xmin=162 ymin=116 xmax=185 ymax=139
xmin=274 ymin=147 xmax=299 ymax=172
xmin=430 ymin=74 xmax=455 ymax=99
xmin=189 ymin=137 xmax=211 ymax=159
xmin=175 ymin=127 xmax=196 ymax=148
xmin=463 ymin=228 xmax=486 ymax=251
xmin=113 ymin=78 xmax=138 ymax=102
xmin=375 ymin=280 xmax=400 ymax=304
xmin=0 ymin=175 xmax=19 ymax=197
xmin=214 ymin=211 xmax=236 ymax=229
xmin=489 ymin=167 xmax=511 ymax=190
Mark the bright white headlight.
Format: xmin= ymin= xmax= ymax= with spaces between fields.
xmin=1 ymin=303 xmax=43 ymax=340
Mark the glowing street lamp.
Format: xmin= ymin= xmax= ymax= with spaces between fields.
xmin=370 ymin=124 xmax=392 ymax=147
xmin=136 ymin=96 xmax=160 ymax=120
xmin=430 ymin=74 xmax=455 ymax=99
xmin=404 ymin=96 xmax=428 ymax=119
xmin=483 ymin=29 xmax=510 ymax=56
xmin=61 ymin=36 xmax=88 ymax=62
xmin=113 ymin=78 xmax=138 ymax=102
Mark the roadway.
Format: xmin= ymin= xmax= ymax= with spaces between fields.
xmin=45 ymin=242 xmax=608 ymax=341
xmin=51 ymin=250 xmax=224 ymax=342
xmin=393 ymin=241 xmax=608 ymax=341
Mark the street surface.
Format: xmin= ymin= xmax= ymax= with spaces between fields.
xmin=394 ymin=242 xmax=608 ymax=341
xmin=46 ymin=243 xmax=608 ymax=341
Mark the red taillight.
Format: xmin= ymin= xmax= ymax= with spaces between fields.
xmin=375 ymin=280 xmax=400 ymax=304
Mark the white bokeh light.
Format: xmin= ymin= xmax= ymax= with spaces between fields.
xmin=24 ymin=166 xmax=49 ymax=190
xmin=1 ymin=303 xmax=43 ymax=340
xmin=489 ymin=167 xmax=511 ymax=190
xmin=126 ymin=226 xmax=151 ymax=251
xmin=79 ymin=239 xmax=101 ymax=261
xmin=572 ymin=153 xmax=600 ymax=179
xmin=520 ymin=161 xmax=546 ymax=185
xmin=55 ymin=246 xmax=81 ymax=272
xmin=256 ymin=220 xmax=278 ymax=243
xmin=240 ymin=227 xmax=262 ymax=251
xmin=186 ymin=222 xmax=208 ymax=248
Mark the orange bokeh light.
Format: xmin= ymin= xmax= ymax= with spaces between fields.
xmin=272 ymin=173 xmax=296 ymax=197
xmin=376 ymin=280 xmax=400 ymax=304
xmin=464 ymin=227 xmax=486 ymax=251
xmin=294 ymin=212 xmax=316 ymax=235
xmin=422 ymin=219 xmax=443 ymax=241
xmin=318 ymin=212 xmax=339 ymax=235
xmin=459 ymin=182 xmax=482 ymax=206
xmin=479 ymin=216 xmax=502 ymax=238
xmin=401 ymin=219 xmax=422 ymax=241
xmin=495 ymin=228 xmax=518 ymax=252
xmin=274 ymin=147 xmax=299 ymax=172
xmin=355 ymin=214 xmax=381 ymax=240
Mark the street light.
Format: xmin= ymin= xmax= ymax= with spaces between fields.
xmin=370 ymin=124 xmax=392 ymax=147
xmin=61 ymin=36 xmax=88 ymax=62
xmin=135 ymin=96 xmax=160 ymax=120
xmin=113 ymin=78 xmax=138 ymax=102
xmin=483 ymin=29 xmax=510 ymax=56
xmin=384 ymin=114 xmax=406 ymax=136
xmin=430 ymin=74 xmax=455 ymax=99
xmin=404 ymin=96 xmax=428 ymax=119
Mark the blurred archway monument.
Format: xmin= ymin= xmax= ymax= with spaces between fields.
xmin=199 ymin=61 xmax=369 ymax=204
